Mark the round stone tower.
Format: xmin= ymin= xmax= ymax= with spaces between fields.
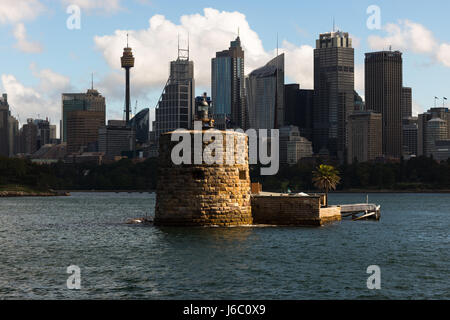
xmin=154 ymin=129 xmax=253 ymax=227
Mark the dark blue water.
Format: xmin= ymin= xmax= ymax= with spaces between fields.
xmin=0 ymin=192 xmax=448 ymax=299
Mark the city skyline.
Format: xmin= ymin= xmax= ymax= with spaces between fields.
xmin=1 ymin=1 xmax=450 ymax=134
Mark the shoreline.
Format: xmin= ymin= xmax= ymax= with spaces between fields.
xmin=0 ymin=190 xmax=70 ymax=197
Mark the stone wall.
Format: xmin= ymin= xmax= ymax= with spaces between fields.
xmin=251 ymin=195 xmax=341 ymax=226
xmin=155 ymin=130 xmax=253 ymax=226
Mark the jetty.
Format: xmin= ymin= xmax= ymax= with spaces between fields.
xmin=340 ymin=203 xmax=381 ymax=221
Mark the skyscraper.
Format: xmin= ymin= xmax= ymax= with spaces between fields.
xmin=246 ymin=54 xmax=284 ymax=130
xmin=152 ymin=44 xmax=195 ymax=143
xmin=211 ymin=36 xmax=245 ymax=129
xmin=0 ymin=94 xmax=10 ymax=157
xmin=284 ymin=84 xmax=314 ymax=141
xmin=0 ymin=94 xmax=19 ymax=157
xmin=61 ymin=89 xmax=106 ymax=142
xmin=313 ymin=31 xmax=354 ymax=161
xmin=365 ymin=50 xmax=403 ymax=158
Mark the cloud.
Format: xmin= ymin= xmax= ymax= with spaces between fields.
xmin=13 ymin=23 xmax=43 ymax=53
xmin=94 ymin=8 xmax=315 ymax=102
xmin=0 ymin=0 xmax=44 ymax=24
xmin=437 ymin=43 xmax=450 ymax=67
xmin=368 ymin=19 xmax=450 ymax=68
xmin=1 ymin=66 xmax=72 ymax=135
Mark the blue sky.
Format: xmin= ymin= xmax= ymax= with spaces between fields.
xmin=1 ymin=0 xmax=449 ymax=133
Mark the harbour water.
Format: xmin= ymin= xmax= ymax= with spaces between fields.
xmin=0 ymin=192 xmax=448 ymax=299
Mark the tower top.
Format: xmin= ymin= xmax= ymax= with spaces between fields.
xmin=121 ymin=34 xmax=135 ymax=68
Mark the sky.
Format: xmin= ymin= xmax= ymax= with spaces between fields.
xmin=1 ymin=0 xmax=450 ymax=136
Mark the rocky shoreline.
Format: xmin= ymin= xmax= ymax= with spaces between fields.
xmin=0 ymin=190 xmax=70 ymax=197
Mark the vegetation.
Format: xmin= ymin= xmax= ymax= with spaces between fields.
xmin=312 ymin=165 xmax=341 ymax=206
xmin=1 ymin=156 xmax=450 ymax=193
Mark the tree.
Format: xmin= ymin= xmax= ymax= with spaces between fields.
xmin=312 ymin=164 xmax=341 ymax=207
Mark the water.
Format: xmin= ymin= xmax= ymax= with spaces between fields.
xmin=0 ymin=192 xmax=448 ymax=299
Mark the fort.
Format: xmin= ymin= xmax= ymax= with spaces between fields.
xmin=154 ymin=125 xmax=342 ymax=227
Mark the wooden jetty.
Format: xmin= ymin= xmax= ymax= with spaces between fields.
xmin=340 ymin=203 xmax=381 ymax=221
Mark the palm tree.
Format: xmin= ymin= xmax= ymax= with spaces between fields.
xmin=312 ymin=164 xmax=341 ymax=207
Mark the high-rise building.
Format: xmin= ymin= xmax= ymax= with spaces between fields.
xmin=246 ymin=54 xmax=284 ymax=130
xmin=99 ymin=120 xmax=136 ymax=160
xmin=20 ymin=119 xmax=38 ymax=155
xmin=61 ymin=89 xmax=106 ymax=142
xmin=365 ymin=50 xmax=403 ymax=159
xmin=211 ymin=36 xmax=245 ymax=129
xmin=313 ymin=31 xmax=354 ymax=161
xmin=66 ymin=111 xmax=104 ymax=154
xmin=129 ymin=108 xmax=149 ymax=144
xmin=0 ymin=94 xmax=19 ymax=157
xmin=152 ymin=45 xmax=195 ymax=143
xmin=354 ymin=91 xmax=365 ymax=111
xmin=347 ymin=111 xmax=382 ymax=163
xmin=0 ymin=94 xmax=10 ymax=157
xmin=284 ymin=84 xmax=314 ymax=141
xmin=401 ymin=87 xmax=412 ymax=119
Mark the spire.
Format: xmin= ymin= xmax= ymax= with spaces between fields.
xmin=276 ymin=32 xmax=279 ymax=57
xmin=91 ymin=73 xmax=94 ymax=90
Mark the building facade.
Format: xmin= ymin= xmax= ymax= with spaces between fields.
xmin=152 ymin=50 xmax=195 ymax=143
xmin=313 ymin=31 xmax=354 ymax=161
xmin=66 ymin=111 xmax=104 ymax=154
xmin=211 ymin=36 xmax=246 ymax=129
xmin=365 ymin=50 xmax=403 ymax=159
xmin=401 ymin=87 xmax=412 ymax=119
xmin=425 ymin=117 xmax=447 ymax=157
xmin=246 ymin=54 xmax=285 ymax=130
xmin=99 ymin=120 xmax=136 ymax=160
xmin=130 ymin=108 xmax=149 ymax=144
xmin=284 ymin=84 xmax=314 ymax=142
xmin=61 ymin=89 xmax=106 ymax=142
xmin=347 ymin=111 xmax=382 ymax=163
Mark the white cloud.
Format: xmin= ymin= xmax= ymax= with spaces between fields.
xmin=0 ymin=0 xmax=44 ymax=24
xmin=368 ymin=19 xmax=450 ymax=68
xmin=13 ymin=23 xmax=43 ymax=53
xmin=437 ymin=43 xmax=450 ymax=67
xmin=1 ymin=67 xmax=72 ymax=135
xmin=94 ymin=8 xmax=314 ymax=100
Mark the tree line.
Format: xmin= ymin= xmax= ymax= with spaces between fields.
xmin=0 ymin=156 xmax=449 ymax=192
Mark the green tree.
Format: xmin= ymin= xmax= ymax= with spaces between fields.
xmin=312 ymin=164 xmax=341 ymax=207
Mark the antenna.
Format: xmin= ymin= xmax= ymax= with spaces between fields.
xmin=276 ymin=32 xmax=279 ymax=57
xmin=91 ymin=73 xmax=94 ymax=90
xmin=127 ymin=33 xmax=129 ymax=47
xmin=238 ymin=27 xmax=240 ymax=37
xmin=333 ymin=17 xmax=335 ymax=32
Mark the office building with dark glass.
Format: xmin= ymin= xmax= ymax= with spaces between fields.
xmin=365 ymin=50 xmax=403 ymax=159
xmin=313 ymin=31 xmax=354 ymax=161
xmin=152 ymin=48 xmax=195 ymax=143
xmin=246 ymin=54 xmax=285 ymax=130
xmin=211 ymin=36 xmax=245 ymax=129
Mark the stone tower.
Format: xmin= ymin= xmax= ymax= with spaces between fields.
xmin=154 ymin=129 xmax=252 ymax=227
